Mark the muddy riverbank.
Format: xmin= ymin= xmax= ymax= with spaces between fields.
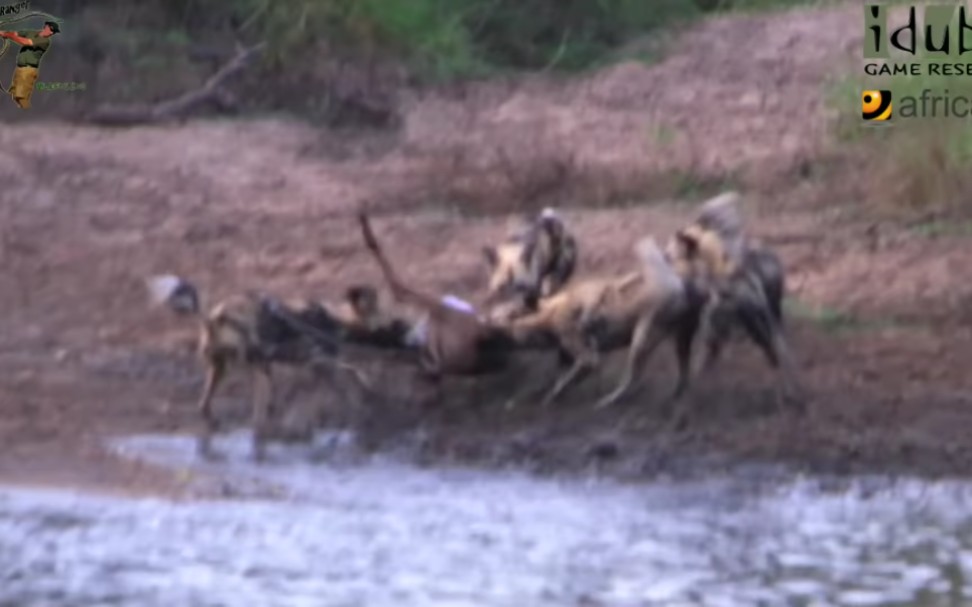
xmin=2 ymin=0 xmax=972 ymax=494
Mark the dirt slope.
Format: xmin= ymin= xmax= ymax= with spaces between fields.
xmin=1 ymin=2 xmax=972 ymax=495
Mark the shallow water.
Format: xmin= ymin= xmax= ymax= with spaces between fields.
xmin=2 ymin=434 xmax=972 ymax=606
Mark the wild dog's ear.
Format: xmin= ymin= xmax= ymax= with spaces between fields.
xmin=675 ymin=229 xmax=699 ymax=256
xmin=482 ymin=245 xmax=498 ymax=267
xmin=347 ymin=284 xmax=378 ymax=314
xmin=695 ymin=191 xmax=742 ymax=234
xmin=146 ymin=274 xmax=182 ymax=305
xmin=538 ymin=207 xmax=564 ymax=235
xmin=146 ymin=274 xmax=199 ymax=315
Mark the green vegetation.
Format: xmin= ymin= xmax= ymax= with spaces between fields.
xmin=784 ymin=300 xmax=904 ymax=334
xmin=153 ymin=0 xmax=827 ymax=81
xmin=909 ymin=219 xmax=972 ymax=238
xmin=27 ymin=0 xmax=829 ymax=121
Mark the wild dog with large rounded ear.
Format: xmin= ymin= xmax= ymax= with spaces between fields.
xmin=482 ymin=240 xmax=536 ymax=303
xmin=685 ymin=192 xmax=747 ymax=283
xmin=344 ymin=285 xmax=379 ymax=326
xmin=145 ymin=273 xmax=371 ymax=462
xmin=669 ymin=211 xmax=805 ymax=411
xmin=335 ymin=283 xmax=417 ymax=349
xmin=482 ymin=207 xmax=578 ymax=309
xmin=496 ymin=235 xmax=701 ymax=412
xmin=532 ymin=207 xmax=577 ymax=298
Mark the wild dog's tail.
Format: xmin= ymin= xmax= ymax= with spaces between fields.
xmin=633 ymin=237 xmax=684 ymax=296
xmin=145 ymin=274 xmax=202 ymax=316
xmin=357 ymin=211 xmax=445 ymax=315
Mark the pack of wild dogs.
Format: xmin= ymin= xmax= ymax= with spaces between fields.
xmin=147 ymin=192 xmax=805 ymax=461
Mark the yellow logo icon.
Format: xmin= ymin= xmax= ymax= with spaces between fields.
xmin=862 ymin=90 xmax=892 ymax=121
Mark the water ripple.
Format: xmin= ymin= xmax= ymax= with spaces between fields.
xmin=0 ymin=433 xmax=971 ymax=606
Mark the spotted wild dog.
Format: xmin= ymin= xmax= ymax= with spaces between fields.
xmin=665 ymin=191 xmax=804 ymax=409
xmin=359 ymin=211 xmax=703 ymax=415
xmin=333 ymin=284 xmax=416 ymax=350
xmin=495 ymin=235 xmax=708 ymax=413
xmin=482 ymin=207 xmax=578 ymax=308
xmin=146 ymin=275 xmax=379 ymax=461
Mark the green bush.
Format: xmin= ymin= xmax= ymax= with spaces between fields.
xmin=72 ymin=0 xmax=828 ymax=83
xmin=217 ymin=0 xmax=821 ymax=79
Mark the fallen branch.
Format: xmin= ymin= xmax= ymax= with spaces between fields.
xmin=84 ymin=42 xmax=267 ymax=127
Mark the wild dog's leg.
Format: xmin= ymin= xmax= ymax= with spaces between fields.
xmin=337 ymin=360 xmax=370 ymax=389
xmin=307 ymin=359 xmax=353 ymax=438
xmin=670 ymin=303 xmax=701 ymax=403
xmin=540 ymin=354 xmax=597 ymax=407
xmin=664 ymin=306 xmax=704 ymax=431
xmin=414 ymin=323 xmax=445 ymax=406
xmin=593 ymin=314 xmax=666 ymax=410
xmin=503 ymin=346 xmax=576 ymax=410
xmin=506 ymin=353 xmax=587 ymax=410
xmin=539 ymin=330 xmax=599 ymax=407
xmin=196 ymin=357 xmax=225 ymax=459
xmin=736 ymin=302 xmax=804 ymax=411
xmin=250 ymin=361 xmax=275 ymax=462
xmin=770 ymin=328 xmax=805 ymax=410
xmin=696 ymin=295 xmax=732 ymax=376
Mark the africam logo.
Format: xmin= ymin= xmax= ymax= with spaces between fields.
xmin=0 ymin=1 xmax=73 ymax=110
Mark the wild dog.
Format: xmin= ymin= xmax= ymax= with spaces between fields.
xmin=334 ymin=284 xmax=415 ymax=350
xmin=360 ymin=212 xmax=706 ymax=415
xmin=497 ymin=236 xmax=708 ymax=413
xmin=666 ymin=192 xmax=803 ymax=408
xmin=358 ymin=212 xmax=518 ymax=379
xmin=146 ymin=275 xmax=375 ymax=461
xmin=482 ymin=207 xmax=578 ymax=307
xmin=680 ymin=191 xmax=747 ymax=284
